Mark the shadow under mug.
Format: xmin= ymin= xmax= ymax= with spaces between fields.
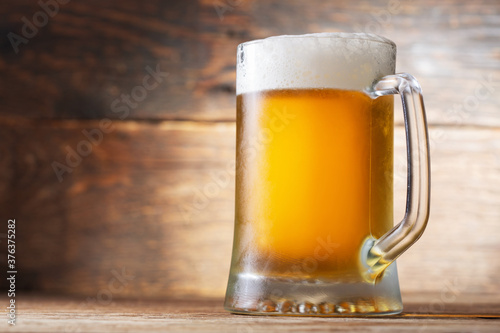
xmin=225 ymin=33 xmax=431 ymax=316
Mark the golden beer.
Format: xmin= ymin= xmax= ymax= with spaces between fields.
xmin=235 ymin=88 xmax=393 ymax=281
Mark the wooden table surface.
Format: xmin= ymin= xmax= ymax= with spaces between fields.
xmin=5 ymin=293 xmax=500 ymax=332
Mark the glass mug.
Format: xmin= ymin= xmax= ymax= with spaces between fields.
xmin=225 ymin=33 xmax=430 ymax=316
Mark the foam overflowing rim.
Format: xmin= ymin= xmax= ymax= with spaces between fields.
xmin=239 ymin=32 xmax=396 ymax=48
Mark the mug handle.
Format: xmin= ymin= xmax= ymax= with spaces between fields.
xmin=365 ymin=73 xmax=431 ymax=281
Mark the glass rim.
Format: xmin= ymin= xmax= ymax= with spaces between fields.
xmin=238 ymin=32 xmax=396 ymax=49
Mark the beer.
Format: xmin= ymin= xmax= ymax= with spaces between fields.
xmin=235 ymin=88 xmax=394 ymax=281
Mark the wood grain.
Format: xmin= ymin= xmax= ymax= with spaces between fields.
xmin=1 ymin=0 xmax=499 ymax=124
xmin=1 ymin=118 xmax=499 ymax=300
xmin=4 ymin=294 xmax=500 ymax=333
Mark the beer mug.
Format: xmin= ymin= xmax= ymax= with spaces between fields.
xmin=225 ymin=33 xmax=430 ymax=315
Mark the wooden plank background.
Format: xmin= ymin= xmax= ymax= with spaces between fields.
xmin=1 ymin=0 xmax=499 ymax=307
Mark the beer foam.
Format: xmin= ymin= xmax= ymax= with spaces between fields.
xmin=237 ymin=33 xmax=396 ymax=95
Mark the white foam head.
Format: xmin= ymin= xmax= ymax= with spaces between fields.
xmin=237 ymin=33 xmax=396 ymax=95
